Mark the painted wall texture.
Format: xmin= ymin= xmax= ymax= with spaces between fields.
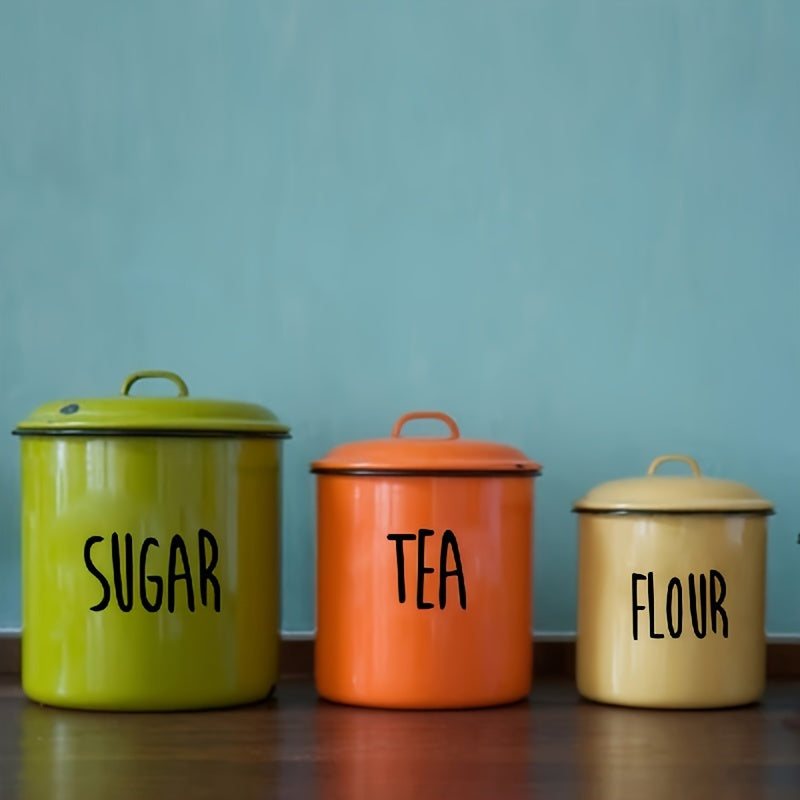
xmin=1 ymin=1 xmax=798 ymax=634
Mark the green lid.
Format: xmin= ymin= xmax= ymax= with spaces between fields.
xmin=13 ymin=371 xmax=290 ymax=438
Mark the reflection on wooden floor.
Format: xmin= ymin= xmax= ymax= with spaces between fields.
xmin=1 ymin=678 xmax=799 ymax=799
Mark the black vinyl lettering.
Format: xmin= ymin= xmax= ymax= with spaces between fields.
xmin=647 ymin=571 xmax=664 ymax=639
xmin=85 ymin=535 xmax=111 ymax=612
xmin=666 ymin=577 xmax=683 ymax=639
xmin=167 ymin=534 xmax=195 ymax=613
xmin=416 ymin=529 xmax=435 ymax=609
xmin=387 ymin=533 xmax=416 ymax=603
xmin=112 ymin=532 xmax=135 ymax=612
xmin=139 ymin=537 xmax=163 ymax=612
xmin=689 ymin=572 xmax=708 ymax=638
xmin=631 ymin=573 xmax=647 ymax=641
xmin=439 ymin=529 xmax=467 ymax=610
xmin=710 ymin=569 xmax=728 ymax=638
xmin=198 ymin=528 xmax=221 ymax=612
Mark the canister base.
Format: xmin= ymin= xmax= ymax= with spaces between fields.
xmin=22 ymin=683 xmax=277 ymax=713
xmin=576 ymin=690 xmax=762 ymax=711
xmin=315 ymin=687 xmax=531 ymax=711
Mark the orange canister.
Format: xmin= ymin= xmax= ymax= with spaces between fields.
xmin=311 ymin=411 xmax=541 ymax=709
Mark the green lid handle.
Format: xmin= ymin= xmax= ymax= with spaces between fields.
xmin=391 ymin=411 xmax=460 ymax=440
xmin=121 ymin=371 xmax=189 ymax=397
xmin=647 ymin=454 xmax=701 ymax=477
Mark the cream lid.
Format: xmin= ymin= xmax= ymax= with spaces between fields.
xmin=573 ymin=454 xmax=773 ymax=514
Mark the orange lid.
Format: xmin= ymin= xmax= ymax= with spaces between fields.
xmin=311 ymin=411 xmax=541 ymax=476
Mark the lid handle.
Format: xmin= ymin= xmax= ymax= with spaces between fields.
xmin=121 ymin=371 xmax=189 ymax=397
xmin=391 ymin=411 xmax=460 ymax=440
xmin=646 ymin=454 xmax=701 ymax=477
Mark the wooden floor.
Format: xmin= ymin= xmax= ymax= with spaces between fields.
xmin=0 ymin=677 xmax=799 ymax=799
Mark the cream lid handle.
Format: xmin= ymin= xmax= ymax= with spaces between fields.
xmin=647 ymin=454 xmax=701 ymax=476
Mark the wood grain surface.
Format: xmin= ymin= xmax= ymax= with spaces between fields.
xmin=0 ymin=677 xmax=798 ymax=799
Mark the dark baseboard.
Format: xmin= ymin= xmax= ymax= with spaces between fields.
xmin=280 ymin=638 xmax=800 ymax=680
xmin=2 ymin=634 xmax=798 ymax=679
xmin=0 ymin=634 xmax=19 ymax=675
xmin=766 ymin=641 xmax=800 ymax=679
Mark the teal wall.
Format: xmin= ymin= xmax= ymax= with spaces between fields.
xmin=1 ymin=0 xmax=798 ymax=635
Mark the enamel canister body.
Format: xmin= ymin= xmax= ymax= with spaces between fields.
xmin=16 ymin=371 xmax=289 ymax=710
xmin=574 ymin=455 xmax=772 ymax=709
xmin=312 ymin=412 xmax=541 ymax=709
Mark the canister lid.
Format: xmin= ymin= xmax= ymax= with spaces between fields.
xmin=311 ymin=411 xmax=541 ymax=476
xmin=573 ymin=454 xmax=773 ymax=514
xmin=13 ymin=371 xmax=290 ymax=438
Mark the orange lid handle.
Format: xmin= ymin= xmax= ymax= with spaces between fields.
xmin=391 ymin=411 xmax=460 ymax=440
